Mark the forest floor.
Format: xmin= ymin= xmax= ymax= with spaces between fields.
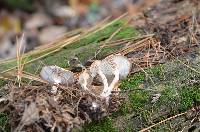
xmin=0 ymin=0 xmax=200 ymax=131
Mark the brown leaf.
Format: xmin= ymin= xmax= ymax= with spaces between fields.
xmin=21 ymin=102 xmax=39 ymax=125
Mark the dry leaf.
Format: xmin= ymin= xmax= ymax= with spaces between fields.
xmin=21 ymin=102 xmax=39 ymax=125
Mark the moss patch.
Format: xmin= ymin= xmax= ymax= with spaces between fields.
xmin=0 ymin=80 xmax=6 ymax=88
xmin=83 ymin=117 xmax=116 ymax=132
xmin=180 ymin=86 xmax=200 ymax=111
xmin=0 ymin=20 xmax=138 ymax=78
xmin=0 ymin=113 xmax=9 ymax=131
xmin=120 ymin=72 xmax=145 ymax=90
xmin=84 ymin=59 xmax=200 ymax=131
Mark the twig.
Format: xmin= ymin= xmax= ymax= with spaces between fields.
xmin=94 ymin=14 xmax=131 ymax=58
xmin=133 ymin=61 xmax=156 ymax=87
xmin=73 ymin=95 xmax=83 ymax=116
xmin=139 ymin=111 xmax=187 ymax=132
xmin=85 ymin=12 xmax=128 ymax=38
xmin=178 ymin=60 xmax=200 ymax=75
xmin=0 ymin=34 xmax=80 ymax=75
xmin=111 ymin=88 xmax=157 ymax=93
xmin=102 ymin=34 xmax=155 ymax=47
xmin=82 ymin=16 xmax=111 ymax=36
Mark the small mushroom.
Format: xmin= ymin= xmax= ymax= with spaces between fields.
xmin=40 ymin=65 xmax=75 ymax=86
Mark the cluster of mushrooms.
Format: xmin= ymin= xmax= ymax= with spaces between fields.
xmin=0 ymin=54 xmax=132 ymax=131
xmin=40 ymin=54 xmax=132 ymax=102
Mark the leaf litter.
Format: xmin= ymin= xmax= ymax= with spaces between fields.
xmin=1 ymin=0 xmax=200 ymax=131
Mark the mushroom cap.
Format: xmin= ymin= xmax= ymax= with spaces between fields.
xmin=40 ymin=65 xmax=75 ymax=86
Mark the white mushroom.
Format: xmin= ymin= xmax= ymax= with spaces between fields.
xmin=40 ymin=65 xmax=75 ymax=86
xmin=89 ymin=54 xmax=131 ymax=98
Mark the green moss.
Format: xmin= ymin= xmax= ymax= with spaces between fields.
xmin=120 ymin=104 xmax=131 ymax=115
xmin=113 ymin=26 xmax=138 ymax=40
xmin=155 ymin=85 xmax=179 ymax=108
xmin=0 ymin=80 xmax=6 ymax=87
xmin=120 ymin=72 xmax=145 ymax=90
xmin=96 ymin=45 xmax=122 ymax=59
xmin=66 ymin=21 xmax=125 ymax=50
xmin=0 ymin=113 xmax=7 ymax=126
xmin=147 ymin=65 xmax=163 ymax=77
xmin=0 ymin=113 xmax=8 ymax=131
xmin=117 ymin=102 xmax=133 ymax=115
xmin=83 ymin=117 xmax=116 ymax=132
xmin=0 ymin=20 xmax=138 ymax=82
xmin=124 ymin=126 xmax=133 ymax=132
xmin=180 ymin=86 xmax=200 ymax=111
xmin=129 ymin=91 xmax=150 ymax=111
xmin=83 ymin=60 xmax=200 ymax=131
xmin=116 ymin=71 xmax=149 ymax=116
xmin=115 ymin=71 xmax=148 ymax=116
